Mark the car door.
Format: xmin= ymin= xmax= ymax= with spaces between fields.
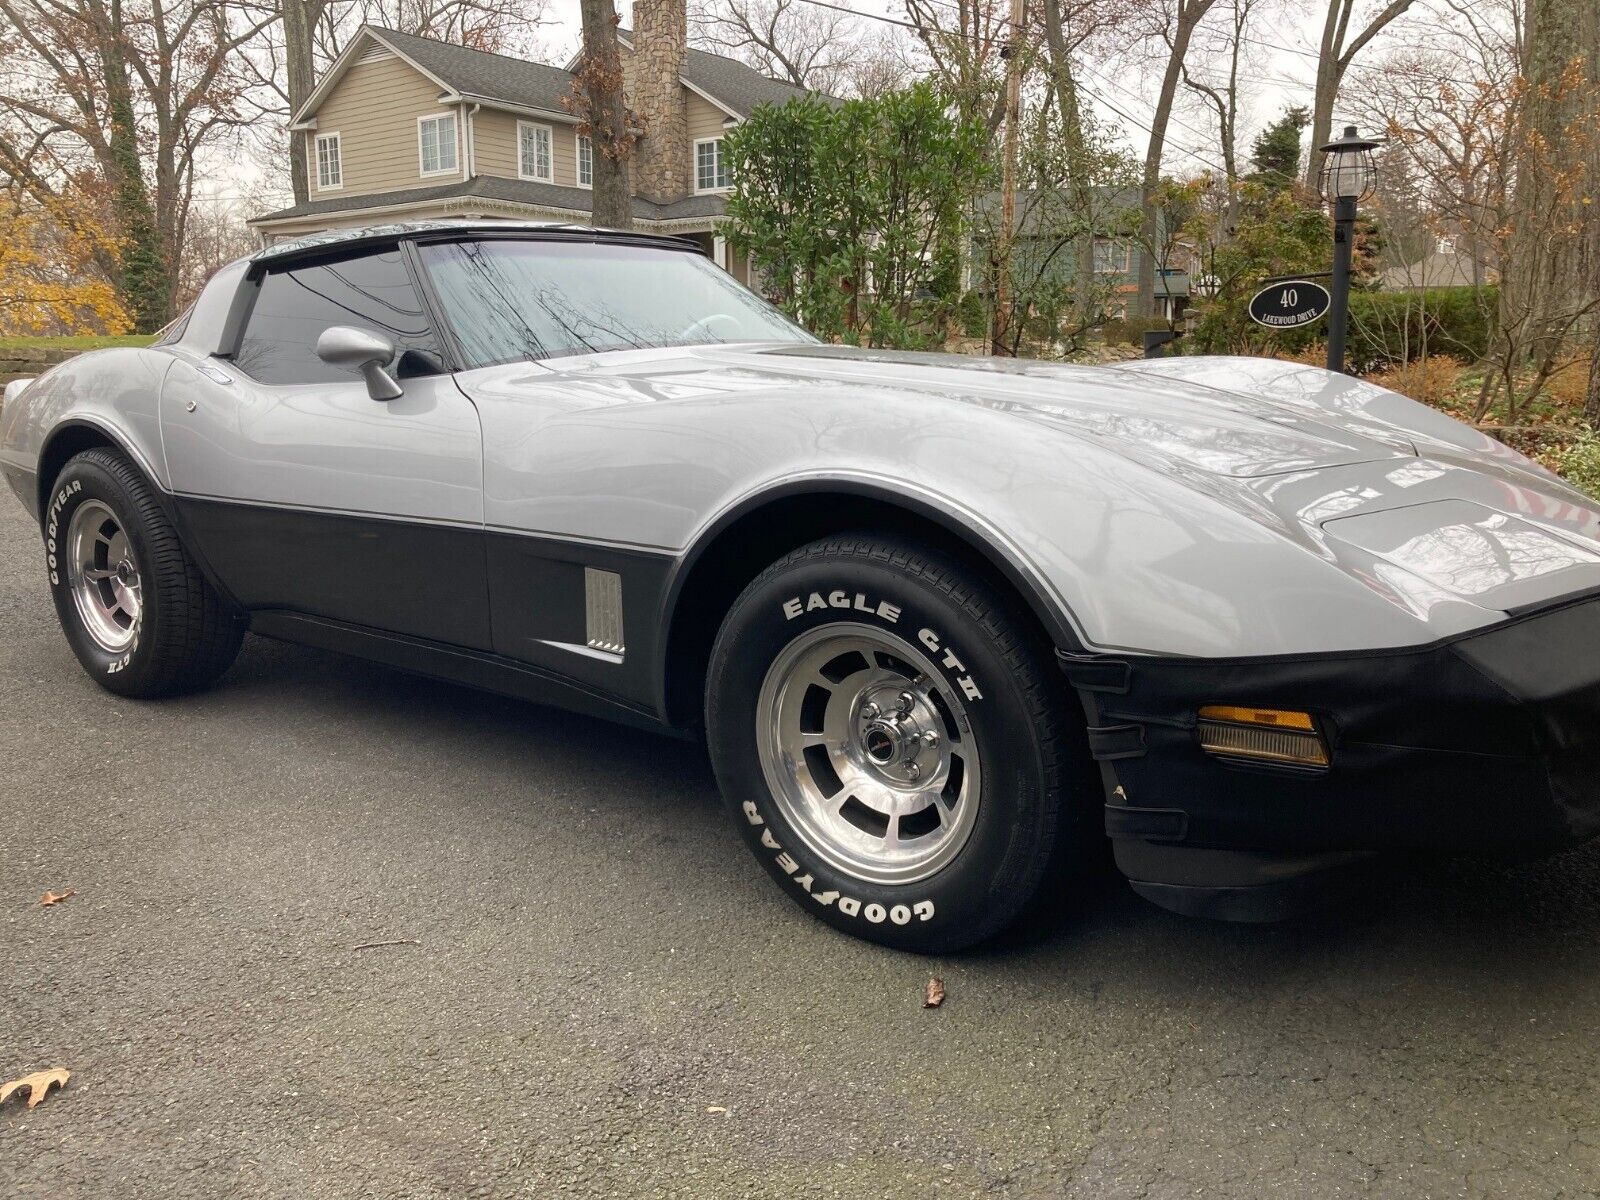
xmin=161 ymin=244 xmax=491 ymax=649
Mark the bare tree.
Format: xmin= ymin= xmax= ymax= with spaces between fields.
xmin=1302 ymin=0 xmax=1419 ymax=189
xmin=570 ymin=0 xmax=635 ymax=229
xmin=1133 ymin=0 xmax=1218 ymax=316
xmin=1516 ymin=0 xmax=1600 ymax=423
xmin=903 ymin=0 xmax=1013 ymax=131
xmin=0 ymin=0 xmax=275 ymax=328
xmin=692 ymin=0 xmax=856 ymax=94
xmin=1180 ymin=0 xmax=1271 ymax=184
xmin=176 ymin=199 xmax=260 ymax=308
xmin=844 ymin=27 xmax=922 ymax=98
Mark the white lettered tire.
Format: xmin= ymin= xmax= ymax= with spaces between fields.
xmin=706 ymin=533 xmax=1090 ymax=952
xmin=46 ymin=449 xmax=243 ymax=698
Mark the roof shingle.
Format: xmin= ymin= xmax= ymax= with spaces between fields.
xmin=249 ymin=175 xmax=729 ymax=225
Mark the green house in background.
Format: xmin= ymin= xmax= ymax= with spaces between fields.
xmin=970 ymin=187 xmax=1191 ymax=322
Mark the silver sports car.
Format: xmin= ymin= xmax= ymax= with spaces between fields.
xmin=6 ymin=221 xmax=1600 ymax=950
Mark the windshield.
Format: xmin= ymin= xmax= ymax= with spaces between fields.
xmin=418 ymin=238 xmax=814 ymax=366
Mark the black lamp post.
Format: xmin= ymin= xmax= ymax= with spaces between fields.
xmin=1317 ymin=125 xmax=1379 ymax=373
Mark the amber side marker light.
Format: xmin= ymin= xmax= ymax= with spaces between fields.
xmin=1197 ymin=706 xmax=1329 ymax=768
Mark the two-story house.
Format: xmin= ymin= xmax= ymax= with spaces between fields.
xmin=248 ymin=14 xmax=824 ymax=283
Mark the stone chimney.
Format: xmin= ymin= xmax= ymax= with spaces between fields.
xmin=631 ymin=0 xmax=689 ymax=204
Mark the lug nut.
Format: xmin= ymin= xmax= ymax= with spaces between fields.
xmin=897 ymin=691 xmax=915 ymax=713
xmin=921 ymin=730 xmax=939 ymax=747
xmin=906 ymin=762 xmax=921 ymax=781
xmin=860 ymin=702 xmax=880 ymax=720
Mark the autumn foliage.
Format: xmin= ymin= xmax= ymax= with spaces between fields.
xmin=0 ymin=195 xmax=130 ymax=338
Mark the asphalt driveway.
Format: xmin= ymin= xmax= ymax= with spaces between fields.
xmin=3 ymin=497 xmax=1598 ymax=1198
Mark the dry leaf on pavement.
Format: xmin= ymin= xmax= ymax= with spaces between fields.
xmin=924 ymin=977 xmax=946 ymax=1008
xmin=39 ymin=889 xmax=75 ymax=907
xmin=1 ymin=1068 xmax=70 ymax=1109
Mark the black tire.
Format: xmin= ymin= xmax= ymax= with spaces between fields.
xmin=44 ymin=448 xmax=243 ymax=698
xmin=706 ymin=533 xmax=1091 ymax=953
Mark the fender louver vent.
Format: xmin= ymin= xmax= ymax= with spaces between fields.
xmin=585 ymin=568 xmax=625 ymax=655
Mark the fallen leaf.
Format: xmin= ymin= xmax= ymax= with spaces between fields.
xmin=923 ymin=977 xmax=946 ymax=1008
xmin=0 ymin=1068 xmax=70 ymax=1109
xmin=39 ymin=889 xmax=75 ymax=907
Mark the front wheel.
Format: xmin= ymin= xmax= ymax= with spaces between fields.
xmin=706 ymin=533 xmax=1089 ymax=952
xmin=45 ymin=448 xmax=243 ymax=698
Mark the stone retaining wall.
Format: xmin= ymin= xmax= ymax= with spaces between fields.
xmin=1 ymin=346 xmax=78 ymax=387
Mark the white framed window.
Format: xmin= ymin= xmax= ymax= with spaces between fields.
xmin=1093 ymin=238 xmax=1131 ymax=275
xmin=577 ymin=133 xmax=593 ymax=188
xmin=418 ymin=112 xmax=458 ymax=177
xmin=314 ymin=132 xmax=342 ymax=190
xmin=518 ymin=121 xmax=553 ymax=182
xmin=694 ymin=137 xmax=729 ymax=193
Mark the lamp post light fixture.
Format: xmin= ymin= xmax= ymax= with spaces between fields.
xmin=1317 ymin=125 xmax=1381 ymax=374
xmin=1192 ymin=272 xmax=1220 ymax=299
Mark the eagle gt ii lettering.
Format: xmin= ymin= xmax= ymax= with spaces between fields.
xmin=6 ymin=220 xmax=1600 ymax=953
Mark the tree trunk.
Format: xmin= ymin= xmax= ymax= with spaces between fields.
xmin=103 ymin=0 xmax=169 ymax=331
xmin=1038 ymin=0 xmax=1098 ymax=325
xmin=577 ymin=0 xmax=633 ymax=230
xmin=990 ymin=0 xmax=1023 ymax=354
xmin=1137 ymin=0 xmax=1214 ymax=318
xmin=1303 ymin=0 xmax=1417 ymax=190
xmin=283 ymin=0 xmax=327 ymax=206
xmin=1585 ymin=324 xmax=1600 ymax=430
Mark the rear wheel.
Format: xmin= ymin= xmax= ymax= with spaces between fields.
xmin=706 ymin=533 xmax=1089 ymax=952
xmin=45 ymin=448 xmax=243 ymax=697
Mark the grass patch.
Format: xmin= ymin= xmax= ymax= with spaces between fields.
xmin=0 ymin=334 xmax=155 ymax=352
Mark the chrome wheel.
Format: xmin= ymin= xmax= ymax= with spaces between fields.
xmin=65 ymin=499 xmax=142 ymax=653
xmin=755 ymin=622 xmax=982 ymax=886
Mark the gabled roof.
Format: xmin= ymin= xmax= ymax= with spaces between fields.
xmin=614 ymin=29 xmax=834 ymax=117
xmin=372 ymin=27 xmax=580 ymax=117
xmin=294 ymin=25 xmax=580 ymax=126
xmin=296 ymin=23 xmax=831 ymax=129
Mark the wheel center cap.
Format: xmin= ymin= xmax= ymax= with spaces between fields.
xmin=864 ymin=725 xmax=898 ymax=764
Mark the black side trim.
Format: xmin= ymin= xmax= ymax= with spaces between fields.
xmin=1104 ymin=804 xmax=1186 ymax=841
xmin=1057 ymin=649 xmax=1131 ymax=693
xmin=1088 ymin=723 xmax=1146 ymax=760
xmin=250 ymin=610 xmax=680 ymax=737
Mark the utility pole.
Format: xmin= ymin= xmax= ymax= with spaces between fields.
xmin=991 ymin=0 xmax=1024 ymax=356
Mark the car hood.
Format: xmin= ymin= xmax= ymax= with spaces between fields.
xmin=687 ymin=343 xmax=1419 ymax=479
xmin=483 ymin=341 xmax=1600 ymax=641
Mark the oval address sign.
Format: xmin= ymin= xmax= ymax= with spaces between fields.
xmin=1248 ymin=280 xmax=1331 ymax=329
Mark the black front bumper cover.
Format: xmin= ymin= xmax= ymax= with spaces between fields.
xmin=1063 ymin=591 xmax=1600 ymax=914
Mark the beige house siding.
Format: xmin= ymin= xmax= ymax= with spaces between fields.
xmin=473 ymin=110 xmax=582 ymax=187
xmin=310 ymin=54 xmax=460 ymax=196
xmin=686 ymin=93 xmax=730 ymax=143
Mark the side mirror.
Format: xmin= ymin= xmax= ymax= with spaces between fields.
xmin=316 ymin=326 xmax=404 ymax=400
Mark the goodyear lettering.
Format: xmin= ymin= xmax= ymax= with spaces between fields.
xmin=45 ymin=480 xmax=82 ymax=585
xmin=741 ymin=799 xmax=936 ymax=925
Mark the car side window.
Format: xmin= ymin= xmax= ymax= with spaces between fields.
xmin=232 ymin=247 xmax=442 ymax=385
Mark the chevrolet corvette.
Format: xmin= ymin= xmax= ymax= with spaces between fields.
xmin=5 ymin=221 xmax=1600 ymax=951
